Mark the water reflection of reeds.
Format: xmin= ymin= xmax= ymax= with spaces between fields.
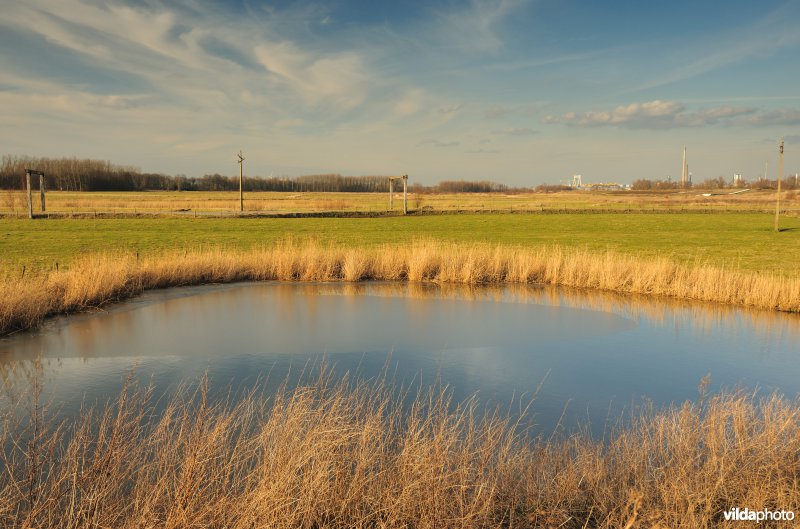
xmin=310 ymin=281 xmax=800 ymax=344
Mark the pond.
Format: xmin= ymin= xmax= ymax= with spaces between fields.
xmin=1 ymin=281 xmax=799 ymax=434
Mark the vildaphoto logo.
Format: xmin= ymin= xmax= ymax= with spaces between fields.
xmin=723 ymin=508 xmax=795 ymax=523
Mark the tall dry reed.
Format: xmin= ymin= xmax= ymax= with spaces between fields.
xmin=1 ymin=373 xmax=798 ymax=528
xmin=2 ymin=241 xmax=799 ymax=336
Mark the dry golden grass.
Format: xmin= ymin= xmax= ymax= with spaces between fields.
xmin=2 ymin=371 xmax=799 ymax=528
xmin=1 ymin=191 xmax=377 ymax=215
xmin=2 ymin=241 xmax=800 ymax=337
xmin=2 ymin=189 xmax=795 ymax=216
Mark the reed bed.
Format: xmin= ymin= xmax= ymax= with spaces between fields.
xmin=2 ymin=373 xmax=799 ymax=528
xmin=2 ymin=241 xmax=800 ymax=337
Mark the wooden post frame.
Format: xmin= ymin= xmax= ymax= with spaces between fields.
xmin=387 ymin=174 xmax=409 ymax=215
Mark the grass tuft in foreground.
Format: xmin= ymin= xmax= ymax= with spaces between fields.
xmin=2 ymin=241 xmax=800 ymax=337
xmin=2 ymin=373 xmax=799 ymax=528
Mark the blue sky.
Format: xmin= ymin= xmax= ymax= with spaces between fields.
xmin=1 ymin=0 xmax=799 ymax=185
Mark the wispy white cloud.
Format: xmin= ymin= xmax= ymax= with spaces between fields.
xmin=254 ymin=41 xmax=369 ymax=109
xmin=0 ymin=0 xmax=401 ymax=175
xmin=430 ymin=0 xmax=530 ymax=53
xmin=681 ymin=95 xmax=800 ymax=104
xmin=1 ymin=0 xmax=379 ymax=119
xmin=631 ymin=3 xmax=800 ymax=91
xmin=479 ymin=50 xmax=604 ymax=75
xmin=392 ymin=89 xmax=427 ymax=117
xmin=494 ymin=127 xmax=538 ymax=136
xmin=437 ymin=103 xmax=466 ymax=115
xmin=740 ymin=108 xmax=800 ymax=127
xmin=483 ymin=103 xmax=541 ymax=119
xmin=544 ymin=100 xmax=762 ymax=129
xmin=418 ymin=139 xmax=460 ymax=148
xmin=484 ymin=105 xmax=514 ymax=119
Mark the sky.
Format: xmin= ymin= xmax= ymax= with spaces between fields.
xmin=1 ymin=0 xmax=799 ymax=185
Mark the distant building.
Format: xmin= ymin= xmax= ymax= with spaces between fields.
xmin=568 ymin=174 xmax=625 ymax=191
xmin=583 ymin=182 xmax=625 ymax=191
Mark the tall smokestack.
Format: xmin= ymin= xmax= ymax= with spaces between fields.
xmin=681 ymin=145 xmax=688 ymax=187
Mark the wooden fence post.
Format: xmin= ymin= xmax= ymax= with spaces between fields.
xmin=775 ymin=138 xmax=784 ymax=232
xmin=237 ymin=150 xmax=245 ymax=213
xmin=403 ymin=175 xmax=408 ymax=215
xmin=40 ymin=174 xmax=46 ymax=212
xmin=26 ymin=171 xmax=33 ymax=219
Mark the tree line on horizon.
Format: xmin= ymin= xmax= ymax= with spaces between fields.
xmin=2 ymin=155 xmax=796 ymax=193
xmin=631 ymin=175 xmax=800 ymax=191
xmin=0 ymin=155 xmax=526 ymax=193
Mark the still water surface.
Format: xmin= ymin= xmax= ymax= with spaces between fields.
xmin=1 ymin=282 xmax=798 ymax=433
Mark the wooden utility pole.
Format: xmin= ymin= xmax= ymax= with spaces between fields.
xmin=237 ymin=150 xmax=245 ymax=212
xmin=775 ymin=138 xmax=784 ymax=232
xmin=389 ymin=178 xmax=394 ymax=210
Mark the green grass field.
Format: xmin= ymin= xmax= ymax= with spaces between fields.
xmin=3 ymin=212 xmax=799 ymax=276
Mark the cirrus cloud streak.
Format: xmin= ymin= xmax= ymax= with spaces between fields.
xmin=543 ymin=100 xmax=767 ymax=129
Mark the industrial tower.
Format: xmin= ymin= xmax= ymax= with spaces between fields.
xmin=680 ymin=146 xmax=689 ymax=188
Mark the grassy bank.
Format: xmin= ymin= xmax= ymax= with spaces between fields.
xmin=3 ymin=242 xmax=799 ymax=337
xmin=3 ymin=212 xmax=800 ymax=274
xmin=3 ymin=373 xmax=799 ymax=528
